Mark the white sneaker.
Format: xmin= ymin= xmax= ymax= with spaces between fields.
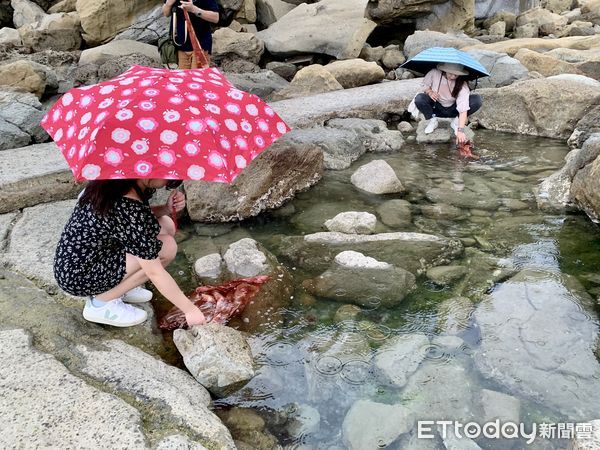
xmin=450 ymin=117 xmax=459 ymax=132
xmin=83 ymin=297 xmax=148 ymax=327
xmin=424 ymin=117 xmax=439 ymax=134
xmin=123 ymin=285 xmax=153 ymax=304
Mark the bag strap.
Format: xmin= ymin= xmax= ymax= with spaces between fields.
xmin=183 ymin=8 xmax=209 ymax=69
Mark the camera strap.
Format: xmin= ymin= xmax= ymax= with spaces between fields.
xmin=183 ymin=8 xmax=209 ymax=69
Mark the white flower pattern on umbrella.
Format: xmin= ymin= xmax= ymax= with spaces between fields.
xmin=163 ymin=110 xmax=180 ymax=123
xmin=134 ymin=160 xmax=152 ymax=176
xmin=187 ymin=165 xmax=205 ymax=180
xmin=81 ymin=164 xmax=101 ymax=179
xmin=104 ymin=148 xmax=124 ymax=166
xmin=111 ymin=128 xmax=130 ymax=143
xmin=131 ymin=139 xmax=149 ymax=155
xmin=160 ymin=130 xmax=178 ymax=145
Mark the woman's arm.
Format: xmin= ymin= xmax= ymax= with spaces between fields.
xmin=162 ymin=0 xmax=176 ymax=17
xmin=151 ymin=190 xmax=185 ymax=218
xmin=179 ymin=0 xmax=219 ymax=23
xmin=138 ymin=258 xmax=206 ymax=325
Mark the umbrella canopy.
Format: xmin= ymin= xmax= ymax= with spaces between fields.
xmin=41 ymin=65 xmax=290 ymax=183
xmin=401 ymin=47 xmax=490 ymax=80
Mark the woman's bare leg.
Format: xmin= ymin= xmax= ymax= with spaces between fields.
xmin=95 ymin=216 xmax=178 ymax=300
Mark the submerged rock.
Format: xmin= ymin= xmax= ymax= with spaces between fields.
xmin=276 ymin=230 xmax=463 ymax=274
xmin=350 ymin=160 xmax=405 ymax=194
xmin=374 ymin=333 xmax=429 ymax=388
xmin=324 ymin=211 xmax=378 ymax=234
xmin=474 ymin=269 xmax=600 ymax=419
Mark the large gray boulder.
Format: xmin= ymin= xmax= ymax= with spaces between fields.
xmin=568 ymin=104 xmax=600 ymax=149
xmin=255 ymin=0 xmax=295 ymax=27
xmin=275 ymin=230 xmax=464 ymax=274
xmin=0 ymin=90 xmax=48 ymax=146
xmin=18 ymin=11 xmax=82 ymax=51
xmin=225 ymin=70 xmax=289 ymax=101
xmin=465 ymin=49 xmax=529 ymax=88
xmin=327 ymin=117 xmax=404 ymax=153
xmin=402 ymin=30 xmax=481 ymax=60
xmin=185 ymin=136 xmax=323 ymax=222
xmin=113 ymin=5 xmax=168 ymax=45
xmin=571 ymin=134 xmax=600 ymax=222
xmin=0 ymin=144 xmax=78 ymax=214
xmin=284 ymin=126 xmax=364 ymax=170
xmin=474 ymin=269 xmax=600 ymax=419
xmin=367 ymin=0 xmax=453 ymax=23
xmin=473 ymin=77 xmax=600 ymax=139
xmin=212 ymin=27 xmax=264 ymax=65
xmin=11 ymin=0 xmax=45 ymax=28
xmin=257 ymin=0 xmax=377 ymax=59
xmin=270 ymin=64 xmax=343 ymax=101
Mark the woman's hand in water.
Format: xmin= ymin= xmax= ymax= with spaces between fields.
xmin=455 ymin=130 xmax=468 ymax=145
xmin=185 ymin=307 xmax=207 ymax=326
xmin=167 ymin=190 xmax=186 ymax=213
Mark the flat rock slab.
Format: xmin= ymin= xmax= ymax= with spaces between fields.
xmin=0 ymin=328 xmax=148 ymax=449
xmin=271 ymin=78 xmax=422 ymax=128
xmin=276 ymin=231 xmax=463 ymax=274
xmin=4 ymin=200 xmax=75 ymax=288
xmin=0 ymin=143 xmax=79 ymax=214
xmin=474 ymin=269 xmax=600 ymax=420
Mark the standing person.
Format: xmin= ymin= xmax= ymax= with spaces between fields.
xmin=414 ymin=63 xmax=483 ymax=144
xmin=54 ymin=179 xmax=206 ymax=328
xmin=162 ymin=0 xmax=220 ymax=69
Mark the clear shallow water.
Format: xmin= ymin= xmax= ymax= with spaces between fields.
xmin=173 ymin=130 xmax=600 ymax=449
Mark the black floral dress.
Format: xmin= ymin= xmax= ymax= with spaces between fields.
xmin=54 ymin=197 xmax=162 ymax=296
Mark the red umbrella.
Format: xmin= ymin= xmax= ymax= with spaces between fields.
xmin=41 ymin=65 xmax=290 ymax=183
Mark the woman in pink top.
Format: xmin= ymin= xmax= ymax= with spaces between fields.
xmin=414 ymin=62 xmax=482 ymax=144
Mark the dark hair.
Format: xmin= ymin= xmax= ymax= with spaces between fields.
xmin=451 ymin=76 xmax=467 ymax=99
xmin=79 ymin=179 xmax=155 ymax=215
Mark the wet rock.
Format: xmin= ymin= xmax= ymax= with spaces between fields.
xmin=436 ymin=296 xmax=475 ymax=335
xmin=284 ymin=403 xmax=320 ymax=440
xmin=284 ymin=126 xmax=364 ymax=170
xmin=416 ymin=118 xmax=475 ymax=144
xmin=0 ymin=329 xmax=149 ymax=448
xmin=303 ymin=251 xmax=416 ymax=307
xmin=342 ymin=400 xmax=412 ymax=450
xmin=173 ymin=323 xmax=255 ymax=397
xmin=276 ymin=230 xmax=464 ymax=274
xmin=327 ymin=117 xmax=404 ymax=153
xmin=194 ymin=253 xmax=224 ymax=280
xmin=77 ymin=340 xmax=235 ymax=448
xmin=426 ymin=265 xmax=468 ymax=285
xmin=426 ymin=179 xmax=500 ymax=211
xmin=376 ymin=199 xmax=412 ymax=228
xmin=351 ymin=160 xmax=405 ymax=194
xmin=480 ymin=389 xmax=520 ymax=423
xmin=303 ymin=330 xmax=371 ymax=402
xmin=185 ymin=135 xmax=323 ymax=222
xmin=401 ymin=360 xmax=479 ymax=422
xmin=474 ymin=269 xmax=600 ymax=419
xmin=257 ymin=0 xmax=377 ymax=59
xmin=570 ymin=134 xmax=600 ymax=222
xmin=224 ymin=238 xmax=269 ymax=277
xmin=324 ymin=58 xmax=385 ymax=88
xmin=333 ymin=304 xmax=362 ymax=323
xmin=324 ymin=211 xmax=377 ymax=234
xmin=217 ymin=407 xmax=279 ymax=450
xmin=374 ymin=333 xmax=429 ymax=387
xmin=421 ymin=203 xmax=466 ymax=220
